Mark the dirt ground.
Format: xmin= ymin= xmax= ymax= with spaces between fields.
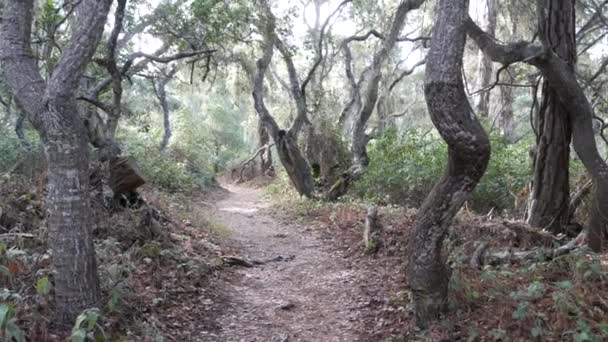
xmin=202 ymin=184 xmax=383 ymax=342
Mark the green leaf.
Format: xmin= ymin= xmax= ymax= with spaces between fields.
xmin=598 ymin=322 xmax=608 ymax=336
xmin=36 ymin=276 xmax=51 ymax=296
xmin=512 ymin=301 xmax=529 ymax=320
xmin=0 ymin=265 xmax=12 ymax=279
xmin=86 ymin=310 xmax=100 ymax=331
xmin=555 ymin=280 xmax=573 ymax=290
xmin=70 ymin=328 xmax=87 ymax=342
xmin=6 ymin=322 xmax=26 ymax=342
xmin=574 ymin=332 xmax=591 ymax=342
xmin=0 ymin=303 xmax=14 ymax=326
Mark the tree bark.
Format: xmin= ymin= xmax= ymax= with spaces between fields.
xmin=153 ymin=66 xmax=178 ymax=151
xmin=408 ymin=0 xmax=491 ymax=327
xmin=498 ymin=70 xmax=516 ymax=143
xmin=465 ymin=8 xmax=608 ymax=252
xmin=326 ymin=0 xmax=425 ymax=201
xmin=475 ymin=0 xmax=497 ymax=118
xmin=0 ymin=0 xmax=111 ymax=322
xmin=252 ymin=1 xmax=315 ymax=198
xmin=257 ymin=120 xmax=273 ymax=173
xmin=351 ymin=0 xmax=425 ymax=168
xmin=527 ymin=0 xmax=575 ymax=235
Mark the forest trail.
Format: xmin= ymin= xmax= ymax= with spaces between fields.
xmin=207 ymin=184 xmax=375 ymax=342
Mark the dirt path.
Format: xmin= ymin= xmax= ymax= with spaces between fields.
xmin=206 ymin=184 xmax=376 ymax=342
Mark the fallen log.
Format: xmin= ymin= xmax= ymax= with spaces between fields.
xmin=363 ymin=205 xmax=381 ymax=253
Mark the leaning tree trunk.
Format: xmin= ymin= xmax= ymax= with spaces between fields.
xmin=532 ymin=53 xmax=608 ymax=252
xmin=327 ymin=0 xmax=426 ymax=201
xmin=154 ymin=67 xmax=178 ymax=151
xmin=408 ymin=0 xmax=491 ymax=327
xmin=464 ymin=0 xmax=608 ymax=251
xmin=0 ymin=0 xmax=111 ymax=323
xmin=474 ymin=0 xmax=497 ymax=118
xmin=527 ymin=0 xmax=575 ymax=235
xmin=252 ymin=1 xmax=315 ymax=198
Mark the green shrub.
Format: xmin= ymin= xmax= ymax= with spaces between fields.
xmin=117 ymin=128 xmax=214 ymax=192
xmin=0 ymin=127 xmax=23 ymax=173
xmin=353 ymin=128 xmax=446 ymax=206
xmin=353 ymin=128 xmax=532 ymax=213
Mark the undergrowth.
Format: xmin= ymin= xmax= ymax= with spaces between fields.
xmin=353 ymin=128 xmax=532 ymax=213
xmin=0 ymin=180 xmax=228 ymax=340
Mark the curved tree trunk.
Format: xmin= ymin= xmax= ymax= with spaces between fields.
xmin=351 ymin=0 xmax=424 ymax=168
xmin=465 ymin=3 xmax=608 ymax=252
xmin=408 ymin=0 xmax=491 ymax=327
xmin=527 ymin=0 xmax=575 ymax=234
xmin=154 ymin=66 xmax=178 ymax=151
xmin=252 ymin=1 xmax=315 ymax=198
xmin=327 ymin=0 xmax=425 ymax=201
xmin=475 ymin=0 xmax=497 ymax=117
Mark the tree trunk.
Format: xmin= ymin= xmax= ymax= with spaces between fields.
xmin=154 ymin=67 xmax=178 ymax=151
xmin=408 ymin=0 xmax=491 ymax=327
xmin=327 ymin=0 xmax=425 ymax=201
xmin=258 ymin=120 xmax=273 ymax=173
xmin=474 ymin=0 xmax=497 ymax=118
xmin=252 ymin=2 xmax=315 ymax=198
xmin=464 ymin=1 xmax=608 ymax=252
xmin=527 ymin=0 xmax=575 ymax=234
xmin=498 ymin=70 xmax=516 ymax=143
xmin=0 ymin=0 xmax=111 ymax=322
xmin=44 ymin=102 xmax=102 ymax=323
xmin=351 ymin=0 xmax=424 ymax=168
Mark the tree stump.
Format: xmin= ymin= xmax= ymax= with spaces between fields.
xmin=364 ymin=205 xmax=381 ymax=253
xmin=109 ymin=156 xmax=145 ymax=195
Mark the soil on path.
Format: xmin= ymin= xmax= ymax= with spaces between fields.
xmin=205 ymin=184 xmax=378 ymax=342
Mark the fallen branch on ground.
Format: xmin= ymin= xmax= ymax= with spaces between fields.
xmin=221 ymin=254 xmax=295 ymax=268
xmin=235 ymin=143 xmax=275 ymax=183
xmin=470 ymin=233 xmax=585 ymax=269
xmin=0 ymin=233 xmax=36 ymax=239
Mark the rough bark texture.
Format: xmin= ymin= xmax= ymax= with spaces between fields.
xmin=0 ymin=0 xmax=112 ymax=322
xmin=363 ymin=206 xmax=380 ymax=254
xmin=475 ymin=0 xmax=497 ymax=117
xmin=408 ymin=0 xmax=491 ymax=327
xmin=527 ymin=0 xmax=575 ymax=235
xmin=257 ymin=120 xmax=273 ymax=174
xmin=252 ymin=1 xmax=315 ymax=198
xmin=465 ymin=8 xmax=608 ymax=252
